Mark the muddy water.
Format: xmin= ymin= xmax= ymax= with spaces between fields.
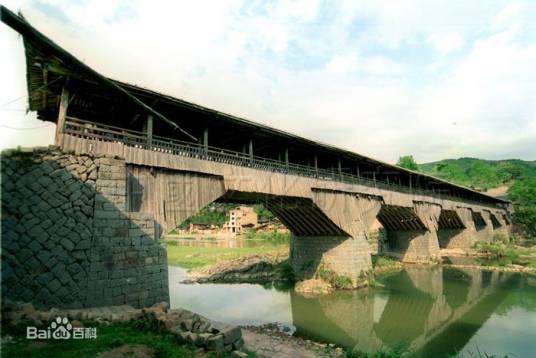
xmin=169 ymin=265 xmax=536 ymax=357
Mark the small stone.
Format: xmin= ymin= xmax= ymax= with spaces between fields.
xmin=232 ymin=351 xmax=248 ymax=358
xmin=206 ymin=334 xmax=224 ymax=351
xmin=60 ymin=237 xmax=75 ymax=251
xmin=197 ymin=320 xmax=211 ymax=333
xmin=232 ymin=338 xmax=244 ymax=350
xmin=180 ymin=319 xmax=193 ymax=331
xmin=197 ymin=333 xmax=213 ymax=346
xmin=150 ymin=301 xmax=169 ymax=313
xmin=177 ymin=331 xmax=190 ymax=343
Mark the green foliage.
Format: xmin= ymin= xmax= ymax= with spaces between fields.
xmin=416 ymin=157 xmax=536 ymax=239
xmin=345 ymin=341 xmax=413 ymax=357
xmin=1 ymin=322 xmax=196 ymax=358
xmin=276 ymin=260 xmax=295 ymax=282
xmin=176 ymin=203 xmax=235 ymax=230
xmin=473 ymin=241 xmax=520 ymax=266
xmin=418 ymin=157 xmax=536 ymax=191
xmin=254 ymin=204 xmax=274 ymax=221
xmin=318 ymin=267 xmax=353 ymax=289
xmin=175 ymin=203 xmax=276 ymax=230
xmin=508 ymin=176 xmax=536 ymax=238
xmin=244 ymin=229 xmax=289 ymax=244
xmin=372 ymin=256 xmax=403 ymax=272
xmin=397 ymin=155 xmax=419 ymax=171
xmin=467 ymin=161 xmax=499 ymax=190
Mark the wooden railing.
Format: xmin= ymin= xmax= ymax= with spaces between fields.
xmin=63 ymin=117 xmax=499 ymax=206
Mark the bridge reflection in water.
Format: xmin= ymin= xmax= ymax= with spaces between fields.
xmin=290 ymin=267 xmax=519 ymax=357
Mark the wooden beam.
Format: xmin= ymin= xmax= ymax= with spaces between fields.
xmin=249 ymin=139 xmax=253 ymax=161
xmin=146 ymin=114 xmax=153 ymax=147
xmin=284 ymin=147 xmax=289 ymax=166
xmin=41 ymin=68 xmax=48 ymax=109
xmin=55 ymin=85 xmax=69 ymax=146
xmin=203 ymin=127 xmax=208 ymax=152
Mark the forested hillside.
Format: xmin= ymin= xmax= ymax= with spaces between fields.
xmin=397 ymin=156 xmax=536 ymax=237
xmin=418 ymin=158 xmax=536 ymax=191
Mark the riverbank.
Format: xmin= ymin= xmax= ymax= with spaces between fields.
xmin=182 ymin=252 xmax=291 ymax=284
xmin=166 ymin=239 xmax=288 ymax=269
xmin=442 ymin=241 xmax=536 ymax=275
xmin=241 ymin=323 xmax=345 ymax=358
xmin=0 ymin=301 xmax=392 ymax=358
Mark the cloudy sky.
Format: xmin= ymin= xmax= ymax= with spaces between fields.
xmin=1 ymin=0 xmax=535 ymax=163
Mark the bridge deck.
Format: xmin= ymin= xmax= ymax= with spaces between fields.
xmin=62 ymin=116 xmax=500 ymax=207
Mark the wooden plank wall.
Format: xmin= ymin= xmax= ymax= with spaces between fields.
xmin=126 ymin=165 xmax=226 ymax=236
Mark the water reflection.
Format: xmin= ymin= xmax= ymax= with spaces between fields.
xmin=169 ymin=265 xmax=536 ymax=357
xmin=169 ymin=266 xmax=293 ymax=326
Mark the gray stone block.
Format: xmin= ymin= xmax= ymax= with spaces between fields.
xmin=60 ymin=238 xmax=75 ymax=251
xmin=48 ymin=279 xmax=62 ymax=292
xmin=206 ymin=334 xmax=224 ymax=351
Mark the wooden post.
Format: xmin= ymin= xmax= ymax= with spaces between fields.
xmin=356 ymin=165 xmax=360 ymax=183
xmin=409 ymin=173 xmax=412 ymax=192
xmin=146 ymin=114 xmax=153 ymax=147
xmin=42 ymin=69 xmax=48 ymax=109
xmin=373 ymin=171 xmax=377 ymax=187
xmin=314 ymin=154 xmax=318 ymax=174
xmin=55 ymin=85 xmax=69 ymax=146
xmin=285 ymin=147 xmax=289 ymax=169
xmin=249 ymin=139 xmax=253 ymax=163
xmin=203 ymin=127 xmax=208 ymax=152
xmin=337 ymin=157 xmax=342 ymax=175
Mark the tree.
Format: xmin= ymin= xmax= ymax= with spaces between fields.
xmin=508 ymin=176 xmax=536 ymax=238
xmin=468 ymin=161 xmax=499 ymax=189
xmin=397 ymin=155 xmax=419 ymax=171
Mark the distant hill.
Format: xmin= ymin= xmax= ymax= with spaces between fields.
xmin=418 ymin=158 xmax=536 ymax=193
xmin=415 ymin=157 xmax=536 ymax=237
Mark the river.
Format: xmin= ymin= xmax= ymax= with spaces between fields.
xmin=169 ymin=264 xmax=536 ymax=357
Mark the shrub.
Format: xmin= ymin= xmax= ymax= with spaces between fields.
xmin=277 ymin=260 xmax=295 ymax=282
xmin=474 ymin=242 xmax=519 ymax=262
xmin=493 ymin=232 xmax=510 ymax=244
xmin=318 ymin=266 xmax=353 ymax=289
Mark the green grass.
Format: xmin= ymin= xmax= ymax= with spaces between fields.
xmin=372 ymin=256 xmax=403 ymax=272
xmin=1 ymin=322 xmax=197 ymax=358
xmin=166 ymin=240 xmax=288 ymax=269
xmin=473 ymin=239 xmax=536 ymax=268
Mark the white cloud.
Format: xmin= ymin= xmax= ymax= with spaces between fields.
xmin=325 ymin=53 xmax=404 ymax=75
xmin=427 ymin=32 xmax=464 ymax=54
xmin=1 ymin=0 xmax=535 ymax=163
xmin=325 ymin=52 xmax=359 ymax=73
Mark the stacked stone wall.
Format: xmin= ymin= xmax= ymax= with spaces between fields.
xmin=290 ymin=234 xmax=371 ymax=283
xmin=1 ymin=147 xmax=168 ymax=309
